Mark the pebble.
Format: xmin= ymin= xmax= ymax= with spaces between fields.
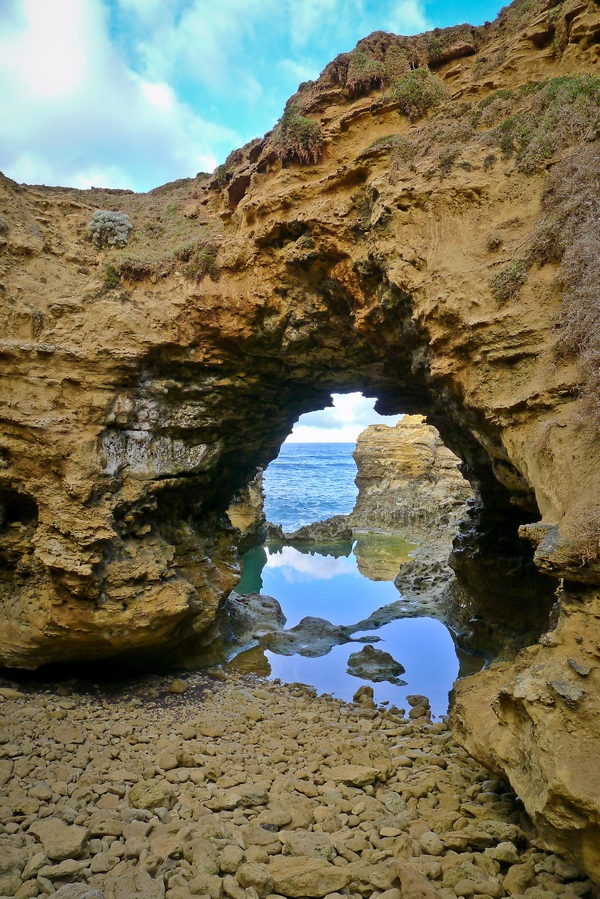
xmin=0 ymin=672 xmax=593 ymax=899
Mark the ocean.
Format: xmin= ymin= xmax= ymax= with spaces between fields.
xmin=263 ymin=442 xmax=358 ymax=531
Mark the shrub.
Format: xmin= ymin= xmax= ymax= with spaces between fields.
xmin=275 ymin=104 xmax=323 ymax=165
xmin=489 ymin=259 xmax=530 ymax=304
xmin=389 ymin=68 xmax=448 ymax=121
xmin=103 ymin=264 xmax=120 ymax=290
xmin=539 ymin=144 xmax=600 ymax=431
xmin=179 ymin=241 xmax=220 ymax=282
xmin=346 ymin=52 xmax=386 ymax=93
xmin=88 ymin=210 xmax=132 ymax=248
xmin=490 ymin=75 xmax=600 ymax=172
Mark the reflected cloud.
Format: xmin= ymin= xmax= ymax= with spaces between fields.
xmin=265 ymin=545 xmax=358 ymax=582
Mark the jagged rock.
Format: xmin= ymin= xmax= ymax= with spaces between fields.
xmin=265 ymin=616 xmax=353 ymax=657
xmin=346 ymin=644 xmax=407 ymax=685
xmin=227 ymin=470 xmax=266 ymax=552
xmin=128 ymin=780 xmax=176 ymax=810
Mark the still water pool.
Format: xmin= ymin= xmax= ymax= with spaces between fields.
xmin=228 ymin=537 xmax=482 ymax=718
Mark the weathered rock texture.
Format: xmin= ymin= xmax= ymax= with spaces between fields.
xmin=3 ymin=0 xmax=600 ymax=876
xmin=350 ymin=415 xmax=472 ymax=538
xmin=227 ymin=471 xmax=267 ymax=553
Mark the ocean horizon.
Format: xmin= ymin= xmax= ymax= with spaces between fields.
xmin=263 ymin=442 xmax=358 ymax=532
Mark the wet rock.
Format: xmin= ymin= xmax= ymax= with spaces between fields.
xmin=168 ymin=678 xmax=188 ymax=694
xmin=266 ymin=617 xmax=352 ymax=658
xmin=346 ymin=644 xmax=407 ymax=685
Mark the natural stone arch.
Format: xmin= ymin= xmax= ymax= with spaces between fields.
xmin=3 ymin=0 xmax=600 ymax=879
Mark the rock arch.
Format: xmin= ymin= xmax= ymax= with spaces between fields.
xmin=3 ymin=1 xmax=600 ymax=876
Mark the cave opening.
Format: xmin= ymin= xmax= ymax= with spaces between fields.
xmin=225 ymin=391 xmax=556 ymax=716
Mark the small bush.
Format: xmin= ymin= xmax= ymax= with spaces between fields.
xmin=346 ymin=52 xmax=386 ymax=93
xmin=490 ymin=259 xmax=530 ymax=304
xmin=179 ymin=241 xmax=220 ymax=282
xmin=389 ymin=68 xmax=448 ymax=121
xmin=88 ymin=210 xmax=132 ymax=248
xmin=103 ymin=264 xmax=120 ymax=290
xmin=383 ymin=46 xmax=410 ymax=82
xmin=275 ymin=104 xmax=323 ymax=165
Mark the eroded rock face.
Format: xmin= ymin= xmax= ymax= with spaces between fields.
xmin=3 ymin=0 xmax=600 ymax=876
xmin=451 ymin=584 xmax=600 ymax=881
xmin=351 ymin=415 xmax=472 ymax=539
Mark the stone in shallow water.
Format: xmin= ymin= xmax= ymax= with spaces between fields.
xmin=346 ymin=643 xmax=407 ymax=684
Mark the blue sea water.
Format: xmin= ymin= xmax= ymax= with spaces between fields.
xmin=263 ymin=443 xmax=358 ymax=531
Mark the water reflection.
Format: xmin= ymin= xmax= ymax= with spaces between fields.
xmin=229 ymin=538 xmax=483 ymax=717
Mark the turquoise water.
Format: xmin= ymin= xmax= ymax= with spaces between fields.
xmin=264 ymin=443 xmax=358 ymax=531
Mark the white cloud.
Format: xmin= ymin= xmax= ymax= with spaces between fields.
xmin=0 ymin=0 xmax=238 ymax=190
xmin=387 ymin=0 xmax=429 ymax=34
xmin=287 ymin=393 xmax=403 ymax=443
xmin=265 ymin=545 xmax=358 ymax=581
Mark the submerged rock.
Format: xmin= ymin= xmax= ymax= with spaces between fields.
xmin=346 ymin=643 xmax=407 ymax=685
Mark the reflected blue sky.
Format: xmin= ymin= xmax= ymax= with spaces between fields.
xmin=236 ymin=542 xmax=465 ymax=717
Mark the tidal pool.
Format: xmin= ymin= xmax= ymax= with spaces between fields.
xmin=229 ymin=537 xmax=482 ymax=718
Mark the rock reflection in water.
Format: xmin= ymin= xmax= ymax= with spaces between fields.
xmin=230 ymin=539 xmax=483 ymax=717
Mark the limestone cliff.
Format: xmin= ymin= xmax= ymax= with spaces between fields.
xmin=3 ymin=0 xmax=600 ymax=875
xmin=350 ymin=414 xmax=472 ymax=538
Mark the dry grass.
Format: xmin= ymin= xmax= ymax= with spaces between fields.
xmin=389 ymin=68 xmax=448 ymax=121
xmin=564 ymin=506 xmax=600 ymax=566
xmin=540 ymin=144 xmax=600 ymax=430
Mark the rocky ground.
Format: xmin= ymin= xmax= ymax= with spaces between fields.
xmin=0 ymin=673 xmax=596 ymax=899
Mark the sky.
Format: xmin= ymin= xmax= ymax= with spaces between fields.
xmin=288 ymin=393 xmax=402 ymax=442
xmin=0 ymin=0 xmax=505 ymax=192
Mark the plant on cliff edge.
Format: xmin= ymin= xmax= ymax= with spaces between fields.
xmin=274 ymin=103 xmax=324 ymax=165
xmin=389 ymin=68 xmax=448 ymax=121
xmin=87 ymin=210 xmax=132 ymax=248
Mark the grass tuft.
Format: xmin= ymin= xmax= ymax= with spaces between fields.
xmin=389 ymin=68 xmax=448 ymax=121
xmin=274 ymin=104 xmax=324 ymax=165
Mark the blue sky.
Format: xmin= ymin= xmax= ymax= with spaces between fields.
xmin=0 ymin=0 xmax=504 ymax=193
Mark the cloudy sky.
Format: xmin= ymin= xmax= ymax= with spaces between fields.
xmin=288 ymin=393 xmax=402 ymax=442
xmin=0 ymin=0 xmax=503 ymax=192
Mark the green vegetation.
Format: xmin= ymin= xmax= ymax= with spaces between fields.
xmin=489 ymin=259 xmax=530 ymax=304
xmin=389 ymin=68 xmax=448 ymax=121
xmin=275 ymin=104 xmax=324 ymax=165
xmin=346 ymin=52 xmax=386 ymax=93
xmin=179 ymin=241 xmax=220 ymax=282
xmin=490 ymin=75 xmax=600 ymax=172
xmin=87 ymin=210 xmax=132 ymax=248
xmin=103 ymin=264 xmax=120 ymax=290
